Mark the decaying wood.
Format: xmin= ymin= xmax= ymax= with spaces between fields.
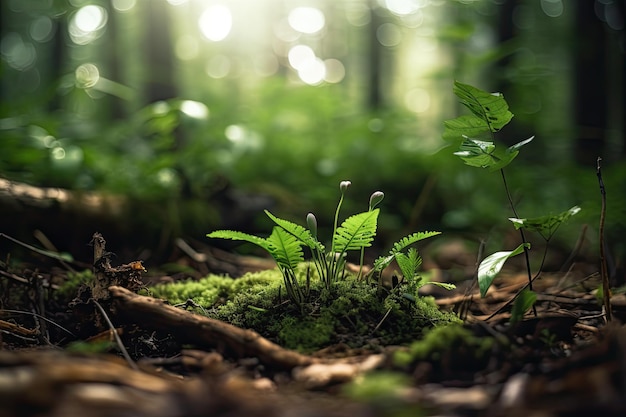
xmin=90 ymin=232 xmax=145 ymax=300
xmin=109 ymin=285 xmax=316 ymax=369
xmin=0 ymin=178 xmax=126 ymax=214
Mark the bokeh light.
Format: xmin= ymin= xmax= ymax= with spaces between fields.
xmin=199 ymin=5 xmax=232 ymax=42
xmin=75 ymin=63 xmax=100 ymax=89
xmin=345 ymin=3 xmax=371 ymax=27
xmin=384 ymin=0 xmax=424 ymax=16
xmin=288 ymin=7 xmax=325 ymax=34
xmin=377 ymin=23 xmax=402 ymax=47
xmin=69 ymin=5 xmax=108 ymax=45
xmin=540 ymin=0 xmax=563 ymax=18
xmin=29 ymin=16 xmax=55 ymax=43
xmin=1 ymin=33 xmax=37 ymax=71
xmin=205 ymin=55 xmax=231 ymax=78
xmin=111 ymin=0 xmax=136 ymax=13
xmin=323 ymin=59 xmax=345 ymax=83
xmin=297 ymin=57 xmax=326 ymax=85
xmin=288 ymin=44 xmax=316 ymax=70
xmin=180 ymin=100 xmax=209 ymax=119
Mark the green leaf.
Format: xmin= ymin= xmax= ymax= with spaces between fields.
xmin=486 ymin=136 xmax=534 ymax=171
xmin=478 ymin=243 xmax=529 ymax=297
xmin=264 ymin=210 xmax=323 ymax=251
xmin=394 ymin=248 xmax=422 ymax=281
xmin=333 ymin=209 xmax=379 ymax=253
xmin=266 ymin=227 xmax=304 ymax=270
xmin=509 ymin=206 xmax=581 ymax=238
xmin=373 ymin=231 xmax=441 ymax=272
xmin=429 ymin=282 xmax=457 ymax=291
xmin=207 ymin=230 xmax=270 ymax=251
xmin=453 ymin=137 xmax=498 ymax=168
xmin=510 ymin=289 xmax=536 ymax=324
xmin=507 ymin=136 xmax=534 ymax=153
xmin=453 ymin=81 xmax=514 ymax=131
xmin=390 ymin=231 xmax=441 ymax=254
xmin=454 ymin=136 xmax=534 ymax=171
xmin=442 ymin=115 xmax=490 ymax=143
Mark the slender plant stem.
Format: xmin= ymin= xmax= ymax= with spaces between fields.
xmin=596 ymin=157 xmax=612 ymax=321
xmin=499 ymin=168 xmax=537 ymax=317
xmin=91 ymin=298 xmax=138 ymax=370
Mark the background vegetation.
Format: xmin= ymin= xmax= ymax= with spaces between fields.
xmin=1 ymin=0 xmax=625 ymax=268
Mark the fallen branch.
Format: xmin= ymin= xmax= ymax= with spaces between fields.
xmin=109 ymin=286 xmax=317 ymax=369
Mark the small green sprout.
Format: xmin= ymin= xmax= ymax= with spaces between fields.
xmin=207 ymin=181 xmax=444 ymax=310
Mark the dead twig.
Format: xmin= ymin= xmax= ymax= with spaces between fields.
xmin=109 ymin=285 xmax=316 ymax=369
xmin=90 ymin=298 xmax=138 ymax=370
xmin=0 ymin=309 xmax=75 ymax=337
xmin=596 ymin=157 xmax=612 ymax=321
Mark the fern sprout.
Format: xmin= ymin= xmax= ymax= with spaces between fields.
xmin=369 ymin=191 xmax=385 ymax=211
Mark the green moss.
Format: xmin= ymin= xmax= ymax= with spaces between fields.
xmin=149 ymin=266 xmax=461 ymax=352
xmin=54 ymin=269 xmax=93 ymax=300
xmin=277 ymin=315 xmax=335 ymax=350
xmin=343 ymin=371 xmax=412 ymax=402
xmin=394 ymin=322 xmax=501 ymax=367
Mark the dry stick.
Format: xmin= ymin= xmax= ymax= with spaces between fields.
xmin=109 ymin=286 xmax=315 ymax=369
xmin=596 ymin=157 xmax=612 ymax=322
xmin=90 ymin=298 xmax=139 ymax=370
xmin=372 ymin=306 xmax=393 ymax=334
xmin=0 ymin=233 xmax=76 ymax=268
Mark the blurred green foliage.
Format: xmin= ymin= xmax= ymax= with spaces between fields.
xmin=2 ymin=76 xmax=625 ymax=255
xmin=1 ymin=0 xmax=625 ymax=264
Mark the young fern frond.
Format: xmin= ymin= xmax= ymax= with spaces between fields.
xmin=395 ymin=248 xmax=422 ymax=281
xmin=264 ymin=210 xmax=324 ymax=252
xmin=390 ymin=231 xmax=441 ymax=255
xmin=207 ymin=228 xmax=307 ymax=309
xmin=266 ymin=227 xmax=304 ymax=270
xmin=208 ymin=181 xmax=442 ymax=311
xmin=372 ymin=231 xmax=440 ymax=274
xmin=332 ymin=209 xmax=379 ymax=253
xmin=206 ymin=230 xmax=270 ymax=251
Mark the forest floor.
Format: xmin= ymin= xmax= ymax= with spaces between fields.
xmin=1 ymin=232 xmax=625 ymax=417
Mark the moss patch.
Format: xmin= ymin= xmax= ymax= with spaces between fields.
xmin=148 ymin=266 xmax=461 ymax=352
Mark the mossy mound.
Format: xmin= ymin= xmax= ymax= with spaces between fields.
xmin=147 ymin=266 xmax=460 ymax=352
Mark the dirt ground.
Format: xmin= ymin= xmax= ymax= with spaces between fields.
xmin=1 ymin=231 xmax=626 ymax=417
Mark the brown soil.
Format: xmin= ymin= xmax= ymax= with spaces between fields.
xmin=1 ymin=232 xmax=625 ymax=417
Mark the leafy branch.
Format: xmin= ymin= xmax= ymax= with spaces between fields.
xmin=444 ymin=81 xmax=580 ymax=321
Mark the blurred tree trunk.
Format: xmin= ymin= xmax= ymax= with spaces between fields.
xmin=573 ymin=1 xmax=625 ymax=164
xmin=47 ymin=12 xmax=67 ymax=112
xmin=367 ymin=1 xmax=383 ymax=110
xmin=104 ymin=0 xmax=126 ymax=119
xmin=142 ymin=1 xmax=177 ymax=103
